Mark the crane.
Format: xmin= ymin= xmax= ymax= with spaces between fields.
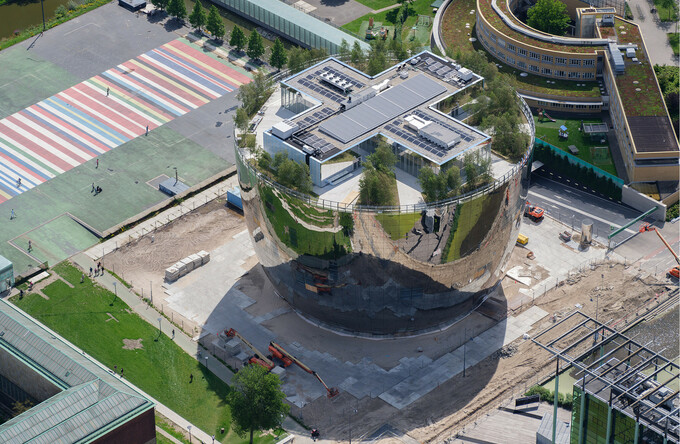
xmin=269 ymin=342 xmax=340 ymax=398
xmin=223 ymin=328 xmax=275 ymax=371
xmin=639 ymin=223 xmax=679 ymax=278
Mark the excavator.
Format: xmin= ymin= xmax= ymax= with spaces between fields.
xmin=223 ymin=328 xmax=275 ymax=371
xmin=639 ymin=223 xmax=680 ymax=279
xmin=269 ymin=342 xmax=340 ymax=399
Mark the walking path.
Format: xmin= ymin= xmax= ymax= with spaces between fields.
xmin=626 ymin=0 xmax=678 ymax=66
xmin=71 ymin=251 xmax=307 ymax=442
xmin=371 ymin=3 xmax=402 ymax=13
xmin=84 ymin=169 xmax=237 ymax=261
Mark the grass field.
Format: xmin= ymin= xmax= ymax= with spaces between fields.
xmin=352 ymin=0 xmax=396 ymax=9
xmin=342 ymin=0 xmax=434 ymax=46
xmin=534 ymin=116 xmax=619 ymax=177
xmin=654 ymin=0 xmax=679 ymax=22
xmin=376 ymin=212 xmax=421 ymax=240
xmin=10 ymin=262 xmax=280 ymax=444
xmin=670 ymin=33 xmax=679 ymax=56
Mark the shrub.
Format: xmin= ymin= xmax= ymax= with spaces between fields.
xmin=524 ymin=385 xmax=574 ymax=410
xmin=55 ymin=5 xmax=68 ymax=17
xmin=66 ymin=0 xmax=79 ymax=10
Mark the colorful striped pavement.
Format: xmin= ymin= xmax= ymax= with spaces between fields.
xmin=0 ymin=39 xmax=251 ymax=203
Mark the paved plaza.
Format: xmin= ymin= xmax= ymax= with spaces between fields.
xmin=0 ymin=5 xmax=251 ymax=277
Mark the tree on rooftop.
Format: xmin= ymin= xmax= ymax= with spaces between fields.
xmin=206 ymin=5 xmax=225 ymax=40
xmin=338 ymin=39 xmax=351 ymax=61
xmin=230 ymin=25 xmax=246 ymax=52
xmin=189 ymin=1 xmax=207 ymax=32
xmin=247 ymin=30 xmax=265 ymax=61
xmin=228 ymin=365 xmax=289 ymax=444
xmin=150 ymin=0 xmax=168 ymax=12
xmin=526 ymin=0 xmax=570 ymax=36
xmin=269 ymin=38 xmax=287 ymax=71
xmin=237 ymin=70 xmax=274 ymax=116
xmin=350 ymin=41 xmax=365 ymax=70
xmin=167 ymin=0 xmax=186 ymax=22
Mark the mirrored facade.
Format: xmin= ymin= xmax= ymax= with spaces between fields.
xmin=235 ymin=144 xmax=533 ymax=335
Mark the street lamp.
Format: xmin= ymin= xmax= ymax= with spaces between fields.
xmin=348 ymin=408 xmax=357 ymax=444
xmin=173 ymin=167 xmax=178 ymax=186
xmin=205 ymin=356 xmax=209 ymax=369
xmin=187 ymin=425 xmax=192 ymax=443
xmin=40 ymin=0 xmax=46 ymax=32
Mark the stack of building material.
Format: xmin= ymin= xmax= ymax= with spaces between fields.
xmin=165 ymin=266 xmax=180 ymax=282
xmin=164 ymin=250 xmax=212 ymax=282
xmin=197 ymin=250 xmax=210 ymax=264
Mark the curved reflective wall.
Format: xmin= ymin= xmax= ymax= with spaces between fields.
xmin=235 ymin=145 xmax=533 ymax=336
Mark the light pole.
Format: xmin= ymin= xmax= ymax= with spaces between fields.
xmin=40 ymin=0 xmax=46 ymax=32
xmin=348 ymin=408 xmax=357 ymax=444
xmin=205 ymin=355 xmax=208 ymax=369
xmin=187 ymin=425 xmax=192 ymax=443
xmin=173 ymin=167 xmax=178 ymax=186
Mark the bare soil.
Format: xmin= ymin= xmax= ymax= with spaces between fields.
xmin=101 ymin=198 xmax=245 ymax=335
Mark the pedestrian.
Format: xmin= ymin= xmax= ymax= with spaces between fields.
xmin=89 ymin=267 xmax=93 ymax=277
xmin=151 ymin=234 xmax=155 ymax=243
xmin=91 ymin=182 xmax=95 ymax=192
xmin=106 ymin=87 xmax=110 ymax=97
xmin=96 ymin=158 xmax=99 ymax=169
xmin=10 ymin=209 xmax=15 ymax=220
xmin=120 ymin=368 xmax=124 ymax=378
xmin=145 ymin=125 xmax=149 ymax=136
xmin=16 ymin=177 xmax=21 ymax=187
xmin=189 ymin=373 xmax=193 ymax=383
xmin=19 ymin=289 xmax=23 ymax=299
xmin=212 ymin=435 xmax=215 ymax=443
xmin=28 ymin=240 xmax=32 ymax=252
xmin=114 ymin=365 xmax=117 ymax=373
xmin=80 ymin=273 xmax=84 ymax=283
xmin=172 ymin=329 xmax=175 ymax=339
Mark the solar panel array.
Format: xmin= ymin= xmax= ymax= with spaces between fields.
xmin=319 ymin=74 xmax=447 ymax=143
xmin=298 ymin=133 xmax=337 ymax=156
xmin=412 ymin=110 xmax=475 ymax=142
xmin=384 ymin=123 xmax=451 ymax=159
xmin=299 ymin=76 xmax=344 ymax=102
xmin=296 ymin=106 xmax=335 ymax=130
xmin=321 ymin=66 xmax=365 ymax=89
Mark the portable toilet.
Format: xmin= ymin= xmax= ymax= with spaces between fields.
xmin=0 ymin=255 xmax=13 ymax=293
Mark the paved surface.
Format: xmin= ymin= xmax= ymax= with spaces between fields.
xmin=293 ymin=0 xmax=372 ymax=26
xmin=528 ymin=175 xmax=643 ymax=244
xmin=626 ymin=0 xmax=679 ymax=66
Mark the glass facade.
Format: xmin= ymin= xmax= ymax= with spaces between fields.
xmin=570 ymin=387 xmax=666 ymax=444
xmin=235 ymin=140 xmax=533 ymax=335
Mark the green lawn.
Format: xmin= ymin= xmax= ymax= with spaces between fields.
xmin=9 ymin=262 xmax=279 ymax=444
xmin=342 ymin=0 xmax=434 ymax=45
xmin=654 ymin=0 xmax=679 ymax=22
xmin=375 ymin=212 xmax=422 ymax=240
xmin=534 ymin=117 xmax=619 ymax=177
xmin=261 ymin=186 xmax=351 ymax=258
xmin=352 ymin=0 xmax=397 ymax=10
xmin=325 ymin=151 xmax=359 ymax=164
xmin=669 ymin=33 xmax=680 ymax=56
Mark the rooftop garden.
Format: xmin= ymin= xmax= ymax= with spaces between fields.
xmin=440 ymin=0 xmax=478 ymax=54
xmin=613 ymin=19 xmax=667 ymax=117
xmin=508 ymin=69 xmax=601 ymax=98
xmin=477 ymin=0 xmax=600 ymax=53
xmin=597 ymin=25 xmax=617 ymax=40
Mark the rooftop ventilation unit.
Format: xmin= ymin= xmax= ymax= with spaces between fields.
xmin=319 ymin=72 xmax=352 ymax=93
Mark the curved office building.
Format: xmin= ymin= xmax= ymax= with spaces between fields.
xmin=236 ymin=53 xmax=535 ymax=335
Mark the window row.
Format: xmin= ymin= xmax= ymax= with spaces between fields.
xmin=536 ymin=101 xmax=600 ymax=110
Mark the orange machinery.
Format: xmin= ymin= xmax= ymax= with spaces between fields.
xmin=269 ymin=342 xmax=340 ymax=398
xmin=224 ymin=328 xmax=275 ymax=371
xmin=639 ymin=223 xmax=679 ymax=278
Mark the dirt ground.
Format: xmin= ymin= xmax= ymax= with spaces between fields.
xmin=101 ymin=199 xmax=674 ymax=443
xmin=102 ymin=198 xmax=245 ymax=335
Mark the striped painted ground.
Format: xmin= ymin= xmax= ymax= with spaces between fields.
xmin=0 ymin=39 xmax=251 ymax=203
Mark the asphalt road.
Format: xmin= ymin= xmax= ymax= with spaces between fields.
xmin=526 ymin=175 xmax=644 ymax=242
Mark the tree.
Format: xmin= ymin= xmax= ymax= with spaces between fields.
xmin=659 ymin=0 xmax=674 ymax=20
xmin=359 ymin=164 xmax=391 ymax=205
xmin=234 ymin=107 xmax=250 ymax=134
xmin=338 ymin=39 xmax=350 ymax=61
xmin=350 ymin=41 xmax=365 ymax=69
xmin=366 ymin=140 xmax=397 ymax=174
xmin=367 ymin=39 xmax=388 ymax=75
xmin=527 ymin=0 xmax=570 ymax=36
xmin=287 ymin=47 xmax=305 ymax=73
xmin=463 ymin=152 xmax=479 ymax=189
xmin=419 ymin=167 xmax=446 ymax=202
xmin=237 ymin=70 xmax=274 ymax=116
xmin=230 ymin=26 xmax=246 ymax=52
xmin=189 ymin=1 xmax=207 ymax=31
xmin=228 ymin=365 xmax=289 ymax=444
xmin=206 ymin=5 xmax=225 ymax=40
xmin=150 ymin=0 xmax=168 ymax=12
xmin=247 ymin=30 xmax=265 ymax=61
xmin=170 ymin=0 xmax=187 ymax=21
xmin=446 ymin=166 xmax=461 ymax=195
xmin=167 ymin=0 xmax=186 ymax=22
xmin=269 ymin=38 xmax=287 ymax=71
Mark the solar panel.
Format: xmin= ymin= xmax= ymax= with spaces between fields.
xmin=323 ymin=66 xmax=365 ymax=89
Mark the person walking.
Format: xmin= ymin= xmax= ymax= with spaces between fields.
xmin=145 ymin=125 xmax=149 ymax=136
xmin=80 ymin=273 xmax=84 ymax=283
xmin=89 ymin=267 xmax=93 ymax=277
xmin=28 ymin=240 xmax=32 ymax=252
xmin=10 ymin=209 xmax=15 ymax=220
xmin=16 ymin=177 xmax=21 ymax=187
xmin=106 ymin=87 xmax=110 ymax=97
xmin=92 ymin=182 xmax=95 ymax=192
xmin=172 ymin=329 xmax=175 ymax=339
xmin=96 ymin=158 xmax=99 ymax=169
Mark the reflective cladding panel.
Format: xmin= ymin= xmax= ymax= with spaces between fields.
xmin=235 ymin=148 xmax=531 ymax=336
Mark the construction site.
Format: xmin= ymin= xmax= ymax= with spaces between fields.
xmin=95 ymin=174 xmax=679 ymax=443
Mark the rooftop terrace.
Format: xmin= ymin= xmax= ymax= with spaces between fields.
xmin=278 ymin=53 xmax=489 ymax=165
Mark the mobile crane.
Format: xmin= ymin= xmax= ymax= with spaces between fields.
xmin=223 ymin=328 xmax=275 ymax=371
xmin=639 ymin=223 xmax=679 ymax=279
xmin=269 ymin=342 xmax=340 ymax=398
